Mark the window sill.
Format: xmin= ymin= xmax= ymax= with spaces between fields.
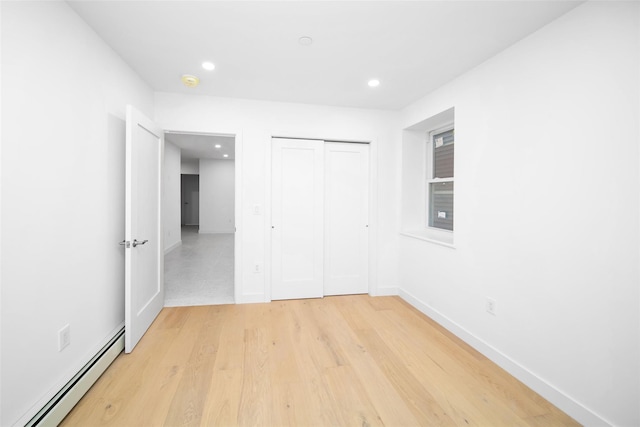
xmin=400 ymin=229 xmax=455 ymax=249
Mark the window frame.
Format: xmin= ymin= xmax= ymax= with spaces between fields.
xmin=426 ymin=123 xmax=454 ymax=232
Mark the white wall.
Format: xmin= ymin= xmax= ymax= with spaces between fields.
xmin=0 ymin=2 xmax=154 ymax=425
xmin=163 ymin=141 xmax=181 ymax=252
xmin=398 ymin=2 xmax=639 ymax=426
xmin=181 ymin=158 xmax=199 ymax=174
xmin=155 ymin=94 xmax=400 ymax=303
xmin=199 ymin=159 xmax=235 ymax=234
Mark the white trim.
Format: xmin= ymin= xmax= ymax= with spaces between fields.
xmin=164 ymin=240 xmax=182 ymax=254
xmin=164 ymin=129 xmax=236 ymax=138
xmin=0 ymin=3 xmax=4 ymax=421
xmin=236 ymin=293 xmax=267 ymax=304
xmin=367 ymin=137 xmax=379 ymax=297
xmin=233 ymin=131 xmax=243 ymax=305
xmin=397 ymin=289 xmax=612 ymax=427
xmin=371 ymin=287 xmax=398 ymax=297
xmin=264 ymin=133 xmax=273 ymax=303
xmin=14 ymin=322 xmax=125 ymax=427
xmin=429 ymin=177 xmax=454 ymax=184
xmin=400 ymin=231 xmax=455 ymax=248
xmin=26 ymin=332 xmax=124 ymax=427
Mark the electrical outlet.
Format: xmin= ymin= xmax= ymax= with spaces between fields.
xmin=486 ymin=297 xmax=496 ymax=316
xmin=58 ymin=324 xmax=71 ymax=351
xmin=254 ymin=263 xmax=261 ymax=274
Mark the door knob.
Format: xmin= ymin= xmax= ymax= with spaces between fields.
xmin=133 ymin=239 xmax=148 ymax=247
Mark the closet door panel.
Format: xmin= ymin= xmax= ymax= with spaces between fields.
xmin=271 ymin=138 xmax=324 ymax=300
xmin=324 ymin=143 xmax=369 ymax=295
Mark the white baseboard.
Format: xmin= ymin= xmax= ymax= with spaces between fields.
xmin=198 ymin=230 xmax=235 ymax=234
xmin=237 ymin=293 xmax=268 ymax=304
xmin=23 ymin=326 xmax=124 ymax=427
xmin=397 ymin=288 xmax=610 ymax=427
xmin=371 ymin=286 xmax=398 ymax=296
xmin=164 ymin=240 xmax=182 ymax=254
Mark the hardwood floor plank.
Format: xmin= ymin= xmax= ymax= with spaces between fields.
xmin=323 ymin=365 xmax=386 ymax=427
xmin=61 ymin=296 xmax=579 ymax=427
xmin=164 ymin=306 xmax=225 ymax=426
xmin=292 ymin=299 xmax=348 ymax=369
xmin=211 ymin=303 xmax=245 ymax=372
xmin=378 ymin=329 xmax=498 ymax=426
xmin=267 ymin=301 xmax=303 ymax=384
xmin=524 ymin=412 xmax=581 ymax=427
xmin=375 ymin=324 xmax=518 ymax=426
xmin=200 ymin=368 xmax=243 ymax=426
xmin=154 ymin=306 xmax=192 ymax=330
xmin=134 ymin=306 xmax=219 ymax=426
xmin=356 ymin=328 xmax=457 ymax=426
xmin=391 ymin=310 xmax=551 ymax=420
xmin=307 ymin=298 xmax=423 ymax=426
xmin=285 ymin=302 xmax=344 ymax=425
xmin=237 ymin=327 xmax=272 ymax=426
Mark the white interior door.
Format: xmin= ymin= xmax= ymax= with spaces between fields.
xmin=324 ymin=143 xmax=370 ymax=295
xmin=271 ymin=138 xmax=324 ymax=300
xmin=125 ymin=105 xmax=164 ymax=353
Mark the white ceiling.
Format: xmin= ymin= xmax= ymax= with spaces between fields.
xmin=68 ymin=1 xmax=580 ymax=111
xmin=166 ymin=133 xmax=235 ymax=160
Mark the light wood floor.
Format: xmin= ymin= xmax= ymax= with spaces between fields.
xmin=61 ymin=295 xmax=579 ymax=426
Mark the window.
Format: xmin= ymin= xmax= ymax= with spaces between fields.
xmin=427 ymin=126 xmax=454 ymax=231
xmin=400 ymin=107 xmax=454 ymax=246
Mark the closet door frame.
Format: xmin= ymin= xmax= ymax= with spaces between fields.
xmin=265 ymin=134 xmax=379 ymax=302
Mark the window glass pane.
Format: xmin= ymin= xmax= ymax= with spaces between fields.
xmin=433 ymin=129 xmax=454 ymax=179
xmin=429 ymin=181 xmax=454 ymax=231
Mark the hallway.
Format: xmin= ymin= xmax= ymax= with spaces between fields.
xmin=164 ymin=226 xmax=234 ymax=306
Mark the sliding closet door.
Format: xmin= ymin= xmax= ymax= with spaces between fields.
xmin=324 ymin=143 xmax=369 ymax=295
xmin=271 ymin=138 xmax=324 ymax=300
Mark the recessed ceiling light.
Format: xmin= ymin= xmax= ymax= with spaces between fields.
xmin=368 ymin=79 xmax=380 ymax=88
xmin=298 ymin=36 xmax=313 ymax=46
xmin=223 ymin=154 xmax=229 ymax=158
xmin=214 ymin=144 xmax=221 ymax=148
xmin=181 ymin=74 xmax=200 ymax=88
xmin=202 ymin=61 xmax=215 ymax=71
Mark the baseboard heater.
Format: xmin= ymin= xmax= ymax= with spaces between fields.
xmin=25 ymin=328 xmax=125 ymax=427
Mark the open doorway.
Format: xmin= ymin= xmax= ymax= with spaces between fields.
xmin=163 ymin=132 xmax=236 ymax=306
xmin=181 ymin=173 xmax=199 ymax=227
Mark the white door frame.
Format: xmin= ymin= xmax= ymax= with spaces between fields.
xmin=264 ymin=134 xmax=379 ymax=301
xmin=163 ymin=128 xmax=243 ymax=304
